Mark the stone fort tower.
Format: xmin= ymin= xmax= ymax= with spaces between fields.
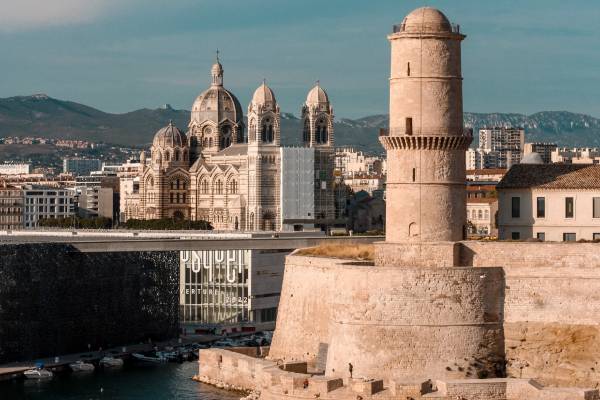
xmin=381 ymin=7 xmax=471 ymax=246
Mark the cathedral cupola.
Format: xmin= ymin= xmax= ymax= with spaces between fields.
xmin=248 ymin=80 xmax=280 ymax=146
xmin=302 ymin=82 xmax=334 ymax=147
xmin=150 ymin=121 xmax=189 ymax=169
xmin=188 ymin=53 xmax=245 ymax=160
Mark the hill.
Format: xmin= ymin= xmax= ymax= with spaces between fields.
xmin=1 ymin=95 xmax=599 ymax=154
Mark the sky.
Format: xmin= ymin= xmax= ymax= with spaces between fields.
xmin=0 ymin=0 xmax=599 ymax=119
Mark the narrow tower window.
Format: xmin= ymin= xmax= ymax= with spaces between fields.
xmin=412 ymin=168 xmax=416 ymax=182
xmin=407 ymin=62 xmax=411 ymax=76
xmin=406 ymin=117 xmax=413 ymax=135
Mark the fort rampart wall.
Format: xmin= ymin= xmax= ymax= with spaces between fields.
xmin=270 ymin=242 xmax=600 ymax=387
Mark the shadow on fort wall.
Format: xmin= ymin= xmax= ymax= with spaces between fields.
xmin=0 ymin=244 xmax=179 ymax=364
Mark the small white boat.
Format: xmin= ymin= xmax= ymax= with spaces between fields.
xmin=100 ymin=356 xmax=124 ymax=368
xmin=69 ymin=360 xmax=95 ymax=372
xmin=132 ymin=353 xmax=167 ymax=363
xmin=24 ymin=368 xmax=53 ymax=379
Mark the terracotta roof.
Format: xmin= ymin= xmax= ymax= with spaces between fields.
xmin=466 ymin=169 xmax=507 ymax=175
xmin=467 ymin=198 xmax=497 ymax=204
xmin=497 ymin=164 xmax=600 ymax=189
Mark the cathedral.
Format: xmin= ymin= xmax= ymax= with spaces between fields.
xmin=125 ymin=57 xmax=335 ymax=231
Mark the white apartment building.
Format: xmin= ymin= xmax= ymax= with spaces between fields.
xmin=551 ymin=147 xmax=600 ymax=164
xmin=23 ymin=186 xmax=75 ymax=228
xmin=475 ymin=127 xmax=525 ymax=168
xmin=497 ymin=164 xmax=600 ymax=241
xmin=334 ymin=147 xmax=386 ymax=178
xmin=467 ymin=197 xmax=498 ymax=237
xmin=523 ymin=142 xmax=557 ymax=164
xmin=63 ymin=158 xmax=103 ymax=177
xmin=0 ymin=163 xmax=31 ymax=175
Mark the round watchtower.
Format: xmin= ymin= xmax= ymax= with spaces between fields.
xmin=381 ymin=7 xmax=472 ymax=243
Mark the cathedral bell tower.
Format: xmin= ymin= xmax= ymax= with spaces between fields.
xmin=247 ymin=81 xmax=281 ymax=231
xmin=302 ymin=83 xmax=335 ymax=226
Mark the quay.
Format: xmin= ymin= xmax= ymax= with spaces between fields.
xmin=0 ymin=334 xmax=216 ymax=382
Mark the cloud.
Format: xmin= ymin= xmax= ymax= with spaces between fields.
xmin=0 ymin=0 xmax=131 ymax=32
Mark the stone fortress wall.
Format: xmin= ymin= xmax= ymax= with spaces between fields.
xmin=269 ymin=243 xmax=600 ymax=389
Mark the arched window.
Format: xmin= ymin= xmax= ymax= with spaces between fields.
xmin=175 ymin=150 xmax=180 ymax=161
xmin=229 ymin=180 xmax=238 ymax=194
xmin=478 ymin=210 xmax=483 ymax=219
xmin=249 ymin=212 xmax=254 ymax=230
xmin=215 ymin=180 xmax=223 ymax=195
xmin=209 ymin=138 xmax=213 ymax=148
xmin=484 ymin=209 xmax=489 ymax=219
xmin=200 ymin=179 xmax=209 ymax=194
xmin=249 ymin=120 xmax=256 ymax=142
xmin=303 ymin=120 xmax=310 ymax=143
xmin=165 ymin=151 xmax=171 ymax=162
xmin=316 ymin=120 xmax=328 ymax=144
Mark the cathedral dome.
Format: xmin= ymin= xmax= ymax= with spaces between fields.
xmin=190 ymin=61 xmax=243 ymax=126
xmin=306 ymin=83 xmax=329 ymax=106
xmin=251 ymin=82 xmax=276 ymax=106
xmin=400 ymin=7 xmax=452 ymax=33
xmin=152 ymin=121 xmax=187 ymax=148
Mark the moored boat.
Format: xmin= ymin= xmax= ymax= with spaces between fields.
xmin=132 ymin=352 xmax=167 ymax=363
xmin=100 ymin=356 xmax=124 ymax=368
xmin=24 ymin=367 xmax=53 ymax=380
xmin=69 ymin=360 xmax=95 ymax=372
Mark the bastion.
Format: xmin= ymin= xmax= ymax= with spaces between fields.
xmin=196 ymin=7 xmax=600 ymax=399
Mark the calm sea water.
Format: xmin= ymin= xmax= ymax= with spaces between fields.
xmin=0 ymin=362 xmax=240 ymax=400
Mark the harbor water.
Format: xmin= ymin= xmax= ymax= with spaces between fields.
xmin=0 ymin=361 xmax=240 ymax=400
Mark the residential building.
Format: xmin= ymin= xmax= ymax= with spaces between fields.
xmin=334 ymin=147 xmax=386 ymax=178
xmin=346 ymin=190 xmax=385 ymax=233
xmin=0 ymin=183 xmax=24 ymax=230
xmin=0 ymin=163 xmax=31 ymax=175
xmin=63 ymin=158 xmax=103 ymax=177
xmin=471 ymin=127 xmax=525 ymax=168
xmin=551 ymin=147 xmax=600 ymax=164
xmin=343 ymin=175 xmax=385 ymax=195
xmin=23 ymin=186 xmax=75 ymax=228
xmin=524 ymin=142 xmax=557 ymax=164
xmin=466 ymin=169 xmax=507 ymax=184
xmin=497 ymin=164 xmax=600 ymax=241
xmin=467 ymin=197 xmax=498 ymax=237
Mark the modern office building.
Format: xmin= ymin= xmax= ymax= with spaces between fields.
xmin=63 ymin=158 xmax=103 ymax=177
xmin=179 ymin=232 xmax=324 ymax=331
xmin=22 ymin=186 xmax=75 ymax=228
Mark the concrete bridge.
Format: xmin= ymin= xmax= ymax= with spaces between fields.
xmin=0 ymin=230 xmax=382 ymax=252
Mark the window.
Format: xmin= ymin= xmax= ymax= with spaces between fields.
xmin=565 ymin=197 xmax=574 ymax=218
xmin=407 ymin=62 xmax=411 ymax=76
xmin=536 ymin=197 xmax=545 ymax=218
xmin=536 ymin=232 xmax=545 ymax=241
xmin=405 ymin=117 xmax=413 ymax=135
xmin=412 ymin=168 xmax=416 ymax=182
xmin=594 ymin=197 xmax=600 ymax=219
xmin=511 ymin=197 xmax=520 ymax=218
xmin=593 ymin=233 xmax=600 ymax=241
xmin=563 ymin=232 xmax=576 ymax=242
xmin=511 ymin=232 xmax=520 ymax=240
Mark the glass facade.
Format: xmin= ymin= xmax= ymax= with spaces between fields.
xmin=180 ymin=249 xmax=250 ymax=324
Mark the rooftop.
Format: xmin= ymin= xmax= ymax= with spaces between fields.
xmin=497 ymin=164 xmax=600 ymax=190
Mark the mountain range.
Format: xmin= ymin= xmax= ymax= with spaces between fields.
xmin=1 ymin=94 xmax=600 ymax=154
